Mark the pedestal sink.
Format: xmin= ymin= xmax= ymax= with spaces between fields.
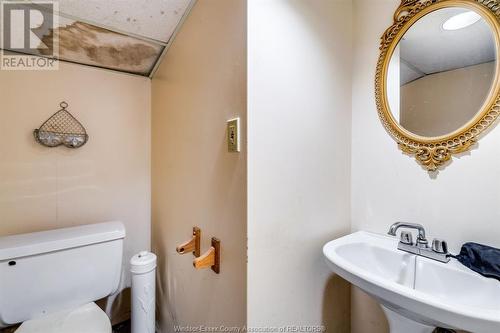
xmin=323 ymin=231 xmax=500 ymax=333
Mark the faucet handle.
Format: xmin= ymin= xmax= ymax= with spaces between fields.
xmin=400 ymin=231 xmax=413 ymax=245
xmin=432 ymin=239 xmax=448 ymax=254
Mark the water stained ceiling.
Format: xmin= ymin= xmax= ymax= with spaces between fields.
xmin=1 ymin=0 xmax=195 ymax=77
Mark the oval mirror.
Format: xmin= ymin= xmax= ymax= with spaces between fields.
xmin=376 ymin=1 xmax=500 ymax=171
xmin=387 ymin=7 xmax=496 ymax=137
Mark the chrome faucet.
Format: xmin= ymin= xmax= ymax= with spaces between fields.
xmin=388 ymin=222 xmax=428 ymax=246
xmin=388 ymin=222 xmax=450 ymax=263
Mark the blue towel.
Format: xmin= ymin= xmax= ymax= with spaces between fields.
xmin=453 ymin=242 xmax=500 ymax=281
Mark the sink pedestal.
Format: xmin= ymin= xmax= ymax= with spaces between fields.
xmin=382 ymin=306 xmax=435 ymax=333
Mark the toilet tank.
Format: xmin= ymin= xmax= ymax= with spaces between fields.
xmin=0 ymin=221 xmax=125 ymax=328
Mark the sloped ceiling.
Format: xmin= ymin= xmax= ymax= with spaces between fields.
xmin=1 ymin=0 xmax=195 ymax=77
xmin=43 ymin=0 xmax=193 ymax=44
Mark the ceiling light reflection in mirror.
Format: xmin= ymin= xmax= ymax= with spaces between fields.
xmin=443 ymin=11 xmax=482 ymax=31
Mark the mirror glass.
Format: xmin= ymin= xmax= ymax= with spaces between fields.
xmin=387 ymin=7 xmax=497 ymax=137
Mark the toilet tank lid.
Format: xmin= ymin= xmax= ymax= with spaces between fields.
xmin=0 ymin=221 xmax=125 ymax=261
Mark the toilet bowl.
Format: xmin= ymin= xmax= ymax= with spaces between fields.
xmin=0 ymin=222 xmax=126 ymax=332
xmin=16 ymin=303 xmax=111 ymax=333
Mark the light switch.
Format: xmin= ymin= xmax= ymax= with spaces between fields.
xmin=227 ymin=117 xmax=240 ymax=152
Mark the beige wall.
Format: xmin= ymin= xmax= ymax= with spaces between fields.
xmin=151 ymin=0 xmax=247 ymax=332
xmin=247 ymin=0 xmax=352 ymax=331
xmin=401 ymin=61 xmax=495 ymax=137
xmin=351 ymin=0 xmax=498 ymax=332
xmin=0 ymin=62 xmax=151 ymax=323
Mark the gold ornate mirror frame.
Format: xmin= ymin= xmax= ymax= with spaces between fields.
xmin=375 ymin=0 xmax=500 ymax=171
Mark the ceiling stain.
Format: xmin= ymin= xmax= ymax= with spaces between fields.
xmin=38 ymin=21 xmax=162 ymax=75
xmin=32 ymin=0 xmax=192 ymax=44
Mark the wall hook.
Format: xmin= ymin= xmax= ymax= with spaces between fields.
xmin=176 ymin=227 xmax=201 ymax=257
xmin=193 ymin=237 xmax=220 ymax=274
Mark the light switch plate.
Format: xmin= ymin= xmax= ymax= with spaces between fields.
xmin=227 ymin=117 xmax=240 ymax=152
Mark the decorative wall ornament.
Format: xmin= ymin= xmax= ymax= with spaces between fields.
xmin=375 ymin=0 xmax=500 ymax=172
xmin=34 ymin=101 xmax=88 ymax=148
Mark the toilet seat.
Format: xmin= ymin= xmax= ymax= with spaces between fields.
xmin=15 ymin=302 xmax=111 ymax=333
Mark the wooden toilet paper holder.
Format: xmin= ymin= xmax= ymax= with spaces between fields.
xmin=193 ymin=237 xmax=220 ymax=274
xmin=176 ymin=227 xmax=201 ymax=257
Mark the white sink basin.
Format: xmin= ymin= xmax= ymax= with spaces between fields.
xmin=323 ymin=231 xmax=500 ymax=333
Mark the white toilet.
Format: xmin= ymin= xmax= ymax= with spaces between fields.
xmin=0 ymin=221 xmax=126 ymax=333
